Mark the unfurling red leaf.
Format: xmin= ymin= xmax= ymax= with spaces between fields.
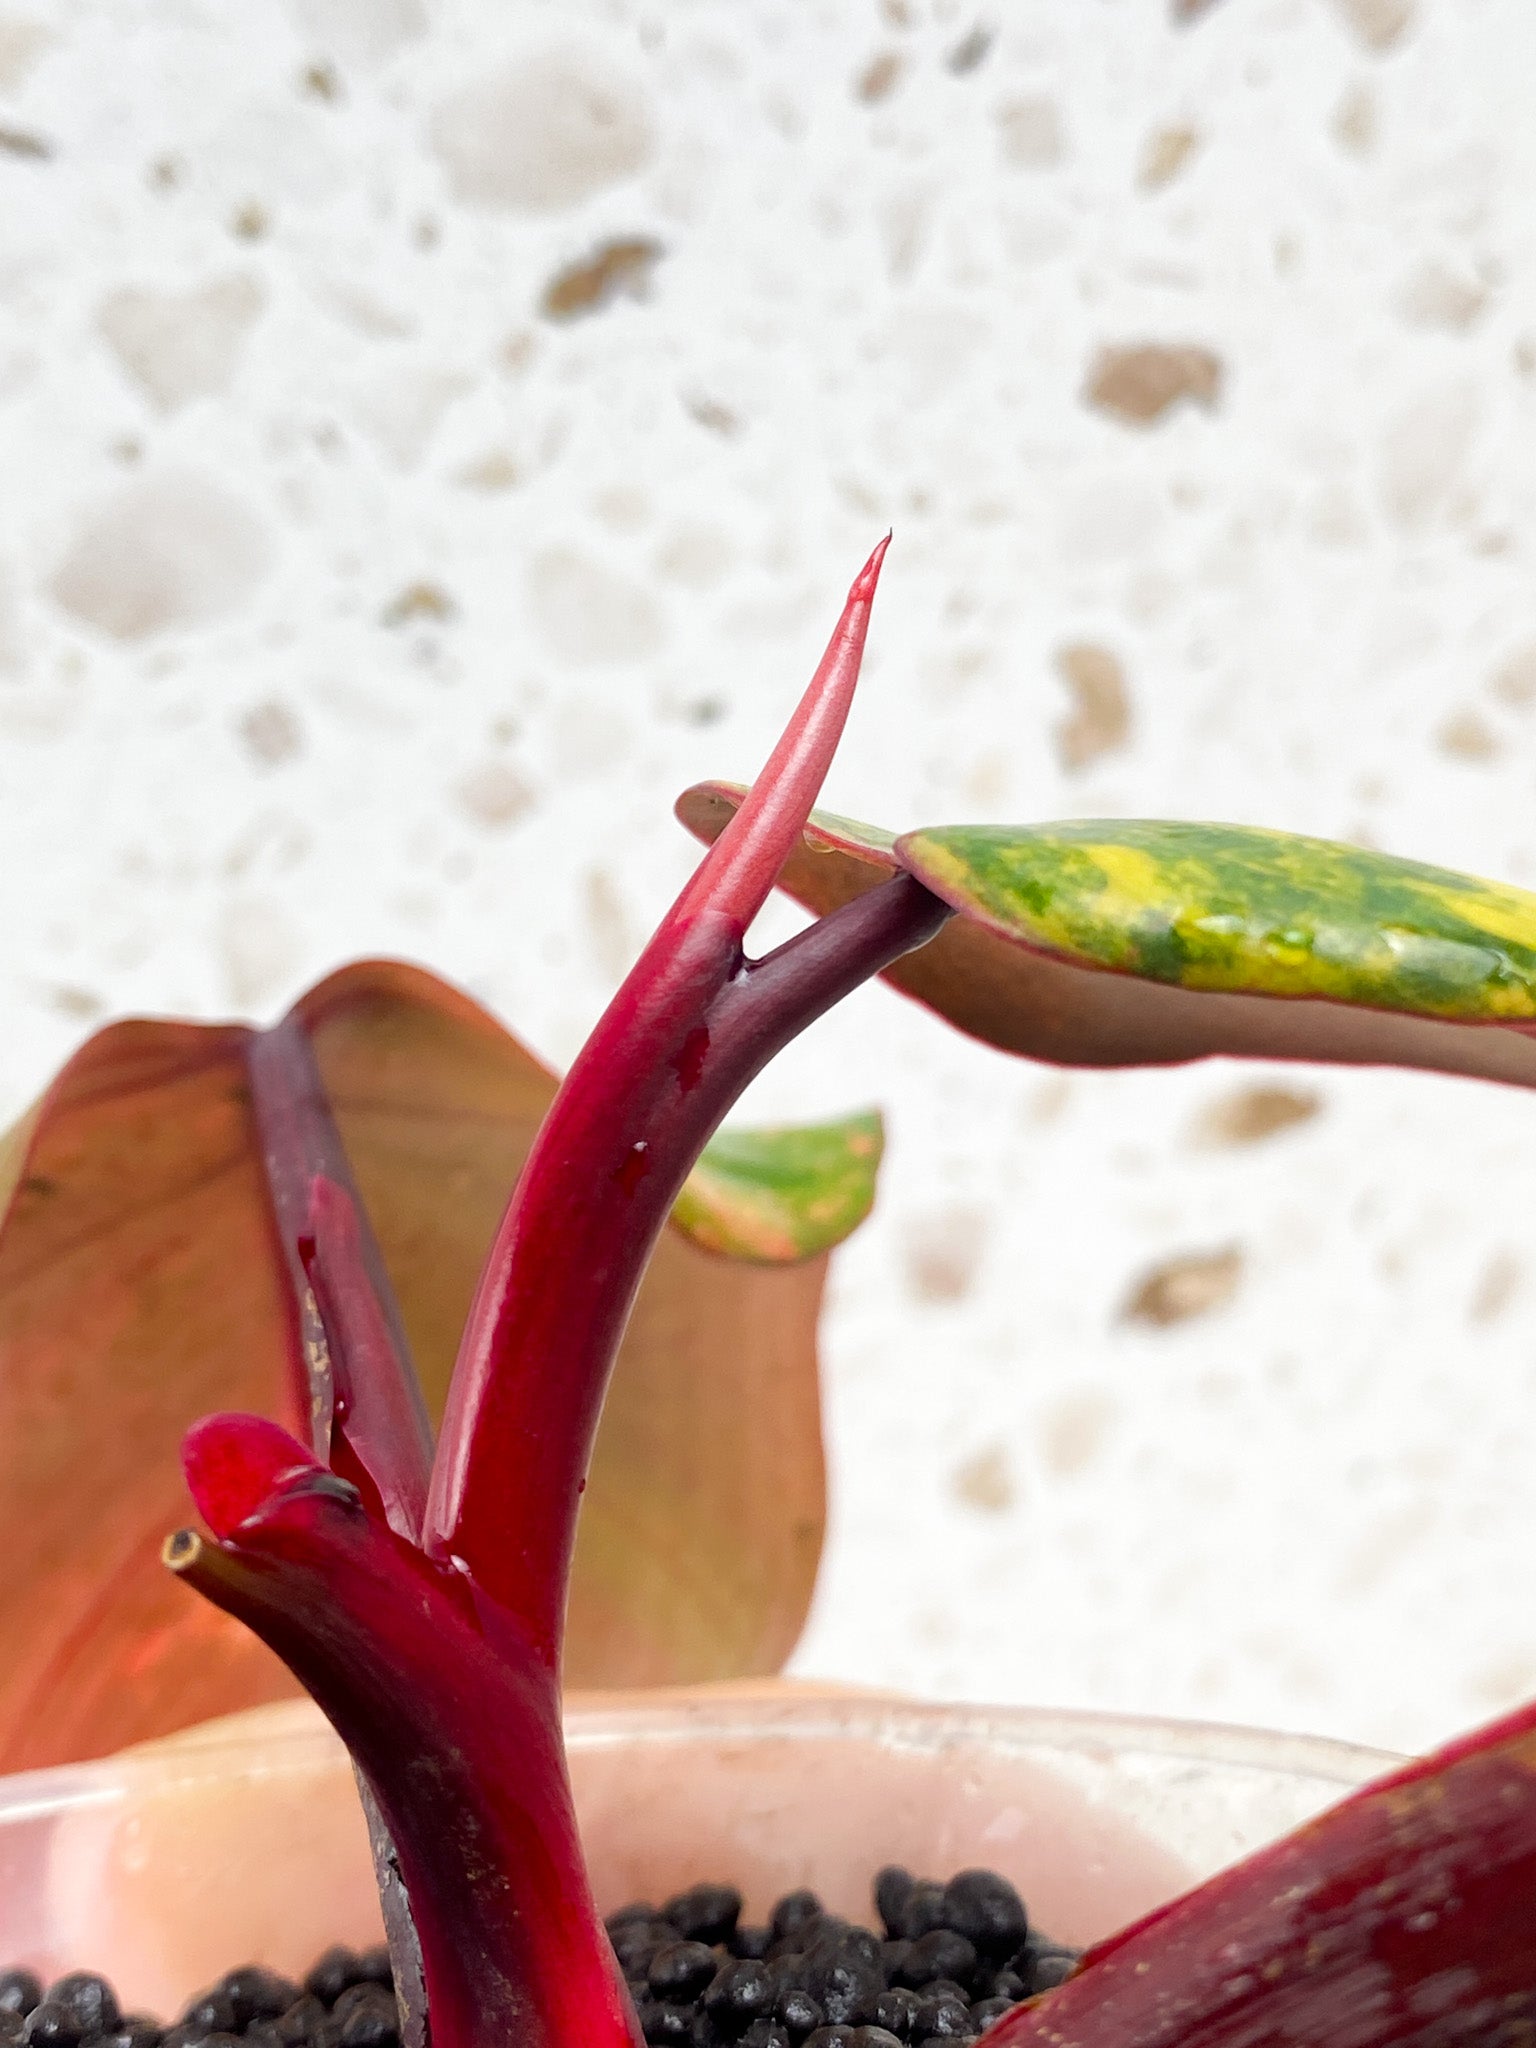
xmin=670 ymin=1112 xmax=884 ymax=1262
xmin=0 ymin=959 xmax=877 ymax=1766
xmin=985 ymin=1694 xmax=1536 ymax=2048
xmin=676 ymin=784 xmax=1536 ymax=1086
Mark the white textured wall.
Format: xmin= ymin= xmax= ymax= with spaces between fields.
xmin=2 ymin=0 xmax=1535 ymax=1757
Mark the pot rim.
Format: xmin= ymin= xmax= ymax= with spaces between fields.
xmin=0 ymin=1687 xmax=1403 ymax=1824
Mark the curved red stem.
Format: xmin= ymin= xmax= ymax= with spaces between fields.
xmin=170 ymin=1429 xmax=637 ymax=2048
xmin=424 ymin=540 xmax=902 ymax=1641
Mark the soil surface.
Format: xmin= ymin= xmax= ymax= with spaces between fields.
xmin=0 ymin=1864 xmax=1080 ymax=2048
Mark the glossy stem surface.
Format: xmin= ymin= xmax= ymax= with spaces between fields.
xmin=167 ymin=1465 xmax=637 ymax=2048
xmin=426 ymin=541 xmax=902 ymax=1639
xmin=247 ymin=1013 xmax=433 ymax=1538
xmin=428 ymin=874 xmax=948 ymax=1656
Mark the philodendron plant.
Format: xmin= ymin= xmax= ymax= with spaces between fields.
xmin=6 ymin=540 xmax=1536 ymax=2048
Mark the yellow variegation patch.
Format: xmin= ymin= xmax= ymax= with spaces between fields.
xmin=897 ymin=820 xmax=1536 ymax=1024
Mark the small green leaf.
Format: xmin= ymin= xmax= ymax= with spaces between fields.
xmin=896 ymin=820 xmax=1536 ymax=1023
xmin=673 ymin=1112 xmax=885 ymax=1263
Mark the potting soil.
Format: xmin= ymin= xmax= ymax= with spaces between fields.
xmin=0 ymin=1864 xmax=1079 ymax=2048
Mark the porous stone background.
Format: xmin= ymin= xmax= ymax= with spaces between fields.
xmin=1 ymin=0 xmax=1534 ymax=1758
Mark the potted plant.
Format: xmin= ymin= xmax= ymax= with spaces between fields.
xmin=2 ymin=543 xmax=1535 ymax=2048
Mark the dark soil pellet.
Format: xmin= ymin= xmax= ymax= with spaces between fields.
xmin=664 ymin=1887 xmax=743 ymax=1948
xmin=650 ymin=1945 xmax=720 ymax=2003
xmin=607 ymin=1867 xmax=1076 ymax=2047
xmin=1 ymin=1864 xmax=1075 ymax=2048
xmin=0 ymin=1980 xmax=40 ymax=2024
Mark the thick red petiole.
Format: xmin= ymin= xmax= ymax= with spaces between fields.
xmin=246 ymin=1015 xmax=433 ymax=1536
xmin=171 ymin=1417 xmax=634 ymax=2048
xmin=300 ymin=1176 xmax=433 ymax=1542
xmin=172 ymin=545 xmax=955 ymax=2048
xmin=423 ymin=538 xmax=945 ymax=1655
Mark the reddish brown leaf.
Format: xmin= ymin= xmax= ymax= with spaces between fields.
xmin=0 ymin=960 xmax=852 ymax=1762
xmin=985 ymin=1696 xmax=1536 ymax=2048
xmin=0 ymin=1021 xmax=301 ymax=1770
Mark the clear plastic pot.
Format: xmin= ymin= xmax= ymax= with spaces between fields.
xmin=0 ymin=1687 xmax=1397 ymax=2020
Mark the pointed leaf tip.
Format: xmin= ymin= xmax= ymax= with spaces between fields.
xmin=182 ymin=1413 xmax=321 ymax=1539
xmin=669 ymin=545 xmax=891 ymax=937
xmin=848 ymin=532 xmax=892 ymax=605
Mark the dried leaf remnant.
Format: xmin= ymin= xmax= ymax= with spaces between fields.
xmin=1085 ymin=344 xmax=1223 ymax=427
xmin=1123 ymin=1246 xmax=1242 ymax=1327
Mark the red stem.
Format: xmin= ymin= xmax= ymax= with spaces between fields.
xmin=247 ymin=1015 xmax=433 ymax=1540
xmin=171 ymin=1427 xmax=637 ymax=2048
xmin=173 ymin=545 xmax=956 ymax=2048
xmin=430 ymin=873 xmax=947 ymax=1652
xmin=423 ymin=538 xmax=903 ymax=1637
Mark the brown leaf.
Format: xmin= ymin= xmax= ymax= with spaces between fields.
xmin=1122 ymin=1247 xmax=1242 ymax=1327
xmin=0 ymin=962 xmax=836 ymax=1762
xmin=0 ymin=1021 xmax=302 ymax=1770
xmin=1085 ymin=344 xmax=1223 ymax=426
xmin=986 ymin=1693 xmax=1536 ymax=2048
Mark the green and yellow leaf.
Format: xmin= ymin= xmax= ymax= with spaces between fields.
xmin=676 ymin=784 xmax=1536 ymax=1087
xmin=897 ymin=819 xmax=1536 ymax=1023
